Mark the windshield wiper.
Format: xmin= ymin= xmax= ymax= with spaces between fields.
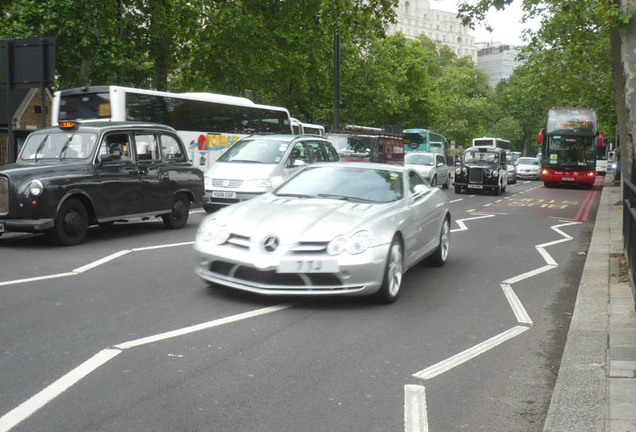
xmin=315 ymin=193 xmax=376 ymax=203
xmin=32 ymin=137 xmax=48 ymax=162
xmin=58 ymin=136 xmax=75 ymax=160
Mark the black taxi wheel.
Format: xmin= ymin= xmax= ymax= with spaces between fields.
xmin=52 ymin=198 xmax=89 ymax=246
xmin=163 ymin=194 xmax=190 ymax=229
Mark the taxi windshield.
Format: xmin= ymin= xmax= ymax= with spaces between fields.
xmin=19 ymin=131 xmax=98 ymax=161
xmin=464 ymin=150 xmax=498 ymax=164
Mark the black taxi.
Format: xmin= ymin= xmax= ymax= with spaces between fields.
xmin=0 ymin=121 xmax=204 ymax=245
xmin=453 ymin=146 xmax=508 ymax=195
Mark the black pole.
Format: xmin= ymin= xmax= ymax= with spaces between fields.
xmin=333 ymin=26 xmax=340 ymax=131
xmin=117 ymin=0 xmax=123 ymax=86
xmin=6 ymin=41 xmax=14 ymax=163
xmin=40 ymin=38 xmax=47 ymax=128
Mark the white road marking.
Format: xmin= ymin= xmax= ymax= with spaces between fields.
xmin=404 ymin=385 xmax=428 ymax=432
xmin=407 ymin=218 xmax=580 ymax=430
xmin=73 ymin=250 xmax=131 ymax=273
xmin=412 ymin=326 xmax=530 ymax=380
xmin=0 ymin=349 xmax=122 ymax=432
xmin=0 ymin=272 xmax=76 ymax=288
xmin=115 ymin=304 xmax=293 ymax=350
xmin=451 ymin=213 xmax=496 ymax=233
xmin=449 ymin=198 xmax=463 ymax=204
xmin=0 ymin=304 xmax=292 ymax=431
xmin=500 ymin=284 xmax=533 ymax=325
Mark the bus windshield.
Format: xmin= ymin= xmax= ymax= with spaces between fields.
xmin=546 ymin=107 xmax=598 ymax=135
xmin=544 ymin=135 xmax=596 ymax=168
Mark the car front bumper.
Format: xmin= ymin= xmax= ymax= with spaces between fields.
xmin=194 ymin=241 xmax=389 ymax=297
xmin=0 ymin=218 xmax=55 ymax=234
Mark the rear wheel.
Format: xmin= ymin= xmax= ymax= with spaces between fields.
xmin=430 ymin=176 xmax=437 ymax=187
xmin=52 ymin=199 xmax=88 ymax=246
xmin=162 ymin=194 xmax=190 ymax=229
xmin=442 ymin=175 xmax=450 ymax=189
xmin=375 ymin=237 xmax=403 ymax=304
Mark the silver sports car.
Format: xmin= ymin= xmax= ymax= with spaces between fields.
xmin=194 ymin=162 xmax=451 ymax=303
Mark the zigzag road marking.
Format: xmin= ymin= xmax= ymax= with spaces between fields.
xmin=405 ymin=219 xmax=580 ymax=432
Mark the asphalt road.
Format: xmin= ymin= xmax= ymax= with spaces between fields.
xmin=0 ymin=178 xmax=601 ymax=432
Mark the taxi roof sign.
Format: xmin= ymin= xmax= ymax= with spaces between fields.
xmin=58 ymin=121 xmax=77 ymax=129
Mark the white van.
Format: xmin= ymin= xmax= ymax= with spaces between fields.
xmin=291 ymin=117 xmax=326 ymax=135
xmin=202 ymin=135 xmax=339 ymax=213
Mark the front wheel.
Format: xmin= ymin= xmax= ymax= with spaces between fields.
xmin=430 ymin=176 xmax=437 ymax=187
xmin=427 ymin=217 xmax=450 ymax=267
xmin=52 ymin=198 xmax=89 ymax=246
xmin=375 ymin=237 xmax=403 ymax=304
xmin=454 ymin=185 xmax=462 ymax=193
xmin=162 ymin=194 xmax=190 ymax=229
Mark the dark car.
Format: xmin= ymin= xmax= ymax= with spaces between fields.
xmin=0 ymin=121 xmax=204 ymax=245
xmin=453 ymin=146 xmax=509 ymax=195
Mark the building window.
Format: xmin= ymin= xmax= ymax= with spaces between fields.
xmin=405 ymin=1 xmax=410 ymax=15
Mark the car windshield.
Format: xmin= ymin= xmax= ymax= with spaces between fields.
xmin=275 ymin=166 xmax=403 ymax=203
xmin=19 ymin=131 xmax=98 ymax=160
xmin=217 ymin=138 xmax=289 ymax=164
xmin=517 ymin=158 xmax=540 ymax=165
xmin=464 ymin=150 xmax=498 ymax=163
xmin=405 ymin=153 xmax=434 ymax=166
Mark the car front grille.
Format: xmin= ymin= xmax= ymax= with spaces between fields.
xmin=469 ymin=168 xmax=484 ymax=183
xmin=0 ymin=177 xmax=8 ymax=214
xmin=212 ymin=179 xmax=243 ymax=188
xmin=209 ymin=261 xmax=342 ymax=287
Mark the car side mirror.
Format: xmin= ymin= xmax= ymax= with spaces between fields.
xmin=412 ymin=183 xmax=431 ymax=198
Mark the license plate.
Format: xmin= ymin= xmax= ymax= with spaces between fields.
xmin=468 ymin=184 xmax=483 ymax=189
xmin=211 ymin=190 xmax=236 ymax=199
xmin=0 ymin=222 xmax=4 ymax=233
xmin=562 ymin=177 xmax=574 ymax=181
xmin=277 ymin=259 xmax=339 ymax=273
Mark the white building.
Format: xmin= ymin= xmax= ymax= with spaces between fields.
xmin=387 ymin=0 xmax=479 ymax=62
xmin=476 ymin=43 xmax=525 ymax=88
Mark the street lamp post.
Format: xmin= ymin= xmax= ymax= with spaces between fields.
xmin=333 ymin=26 xmax=341 ymax=131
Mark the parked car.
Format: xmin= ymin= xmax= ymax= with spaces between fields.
xmin=0 ymin=121 xmax=204 ymax=245
xmin=516 ymin=157 xmax=542 ymax=180
xmin=325 ymin=131 xmax=404 ymax=165
xmin=453 ymin=146 xmax=508 ymax=194
xmin=195 ymin=162 xmax=451 ymax=303
xmin=202 ymin=135 xmax=339 ymax=213
xmin=404 ymin=152 xmax=451 ymax=188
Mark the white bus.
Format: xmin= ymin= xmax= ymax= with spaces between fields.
xmin=472 ymin=136 xmax=511 ymax=150
xmin=51 ymin=85 xmax=293 ymax=171
xmin=291 ymin=117 xmax=325 ymax=135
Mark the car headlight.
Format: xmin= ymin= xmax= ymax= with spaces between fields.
xmin=327 ymin=231 xmax=373 ymax=256
xmin=28 ymin=180 xmax=44 ymax=196
xmin=455 ymin=167 xmax=462 ymax=176
xmin=346 ymin=231 xmax=373 ymax=255
xmin=492 ymin=169 xmax=499 ymax=177
xmin=197 ymin=217 xmax=230 ymax=244
xmin=243 ymin=178 xmax=272 ymax=189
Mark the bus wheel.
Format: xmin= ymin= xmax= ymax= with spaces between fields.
xmin=544 ymin=182 xmax=552 ymax=188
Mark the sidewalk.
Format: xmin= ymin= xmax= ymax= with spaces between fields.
xmin=544 ymin=173 xmax=636 ymax=432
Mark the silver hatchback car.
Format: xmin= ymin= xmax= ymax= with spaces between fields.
xmin=202 ymin=135 xmax=339 ymax=213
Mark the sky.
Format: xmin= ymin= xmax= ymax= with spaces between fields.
xmin=430 ymin=0 xmax=541 ymax=45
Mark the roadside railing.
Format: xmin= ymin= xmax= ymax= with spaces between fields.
xmin=622 ymin=177 xmax=636 ymax=306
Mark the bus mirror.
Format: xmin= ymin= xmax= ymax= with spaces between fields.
xmin=537 ymin=129 xmax=544 ymax=145
xmin=599 ymin=132 xmax=604 ymax=147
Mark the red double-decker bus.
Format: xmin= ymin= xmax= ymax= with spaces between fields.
xmin=537 ymin=107 xmax=604 ymax=188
